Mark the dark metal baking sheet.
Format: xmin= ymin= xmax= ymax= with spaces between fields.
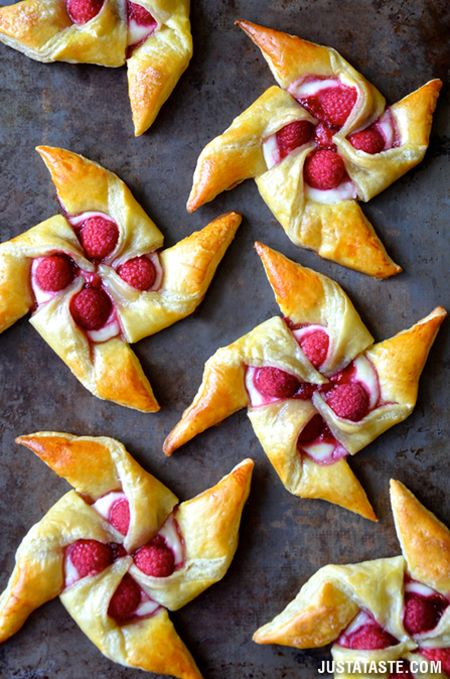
xmin=0 ymin=0 xmax=449 ymax=677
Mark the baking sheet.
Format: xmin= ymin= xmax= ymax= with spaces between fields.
xmin=0 ymin=0 xmax=449 ymax=677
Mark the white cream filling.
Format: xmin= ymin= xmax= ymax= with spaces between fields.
xmin=262 ymin=134 xmax=280 ymax=170
xmin=31 ymin=257 xmax=75 ymax=304
xmin=352 ymin=355 xmax=380 ymax=409
xmin=87 ymin=308 xmax=121 ymax=343
xmin=305 ymin=180 xmax=357 ymax=204
xmin=135 ymin=597 xmax=160 ymax=617
xmin=147 ymin=252 xmax=164 ymax=291
xmin=245 ymin=366 xmax=280 ymax=407
xmin=69 ymin=210 xmax=111 ymax=228
xmin=302 ymin=440 xmax=336 ymax=462
xmin=289 ymin=78 xmax=340 ymax=100
xmin=127 ymin=19 xmax=156 ymax=46
xmin=158 ymin=514 xmax=184 ymax=566
xmin=93 ymin=491 xmax=126 ymax=520
xmin=405 ymin=581 xmax=438 ymax=598
xmin=64 ymin=553 xmax=80 ymax=587
xmin=342 ymin=610 xmax=372 ymax=636
xmin=376 ymin=109 xmax=395 ymax=149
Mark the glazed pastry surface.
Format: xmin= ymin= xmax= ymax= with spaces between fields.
xmin=253 ymin=480 xmax=450 ymax=679
xmin=0 ymin=432 xmax=254 ymax=678
xmin=0 ymin=0 xmax=193 ymax=135
xmin=188 ymin=20 xmax=441 ymax=277
xmin=0 ymin=146 xmax=241 ymax=411
xmin=164 ymin=243 xmax=446 ymax=520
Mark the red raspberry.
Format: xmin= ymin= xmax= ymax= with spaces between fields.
xmin=35 ymin=254 xmax=74 ymax=292
xmin=421 ymin=648 xmax=450 ymax=675
xmin=389 ymin=661 xmax=414 ymax=679
xmin=133 ymin=535 xmax=175 ymax=577
xmin=294 ymin=382 xmax=316 ymax=400
xmin=117 ymin=256 xmax=157 ymax=291
xmin=110 ymin=542 xmax=127 ymax=560
xmin=127 ymin=1 xmax=156 ymax=26
xmin=314 ymin=123 xmax=337 ymax=150
xmin=299 ymin=329 xmax=329 ymax=368
xmin=108 ymin=574 xmax=141 ymax=624
xmin=66 ymin=539 xmax=113 ymax=578
xmin=66 ymin=0 xmax=104 ymax=24
xmin=276 ymin=121 xmax=314 ymax=160
xmin=403 ymin=593 xmax=448 ymax=635
xmin=341 ymin=622 xmax=397 ymax=650
xmin=254 ymin=367 xmax=300 ymax=399
xmin=79 ymin=216 xmax=119 ymax=261
xmin=304 ymin=149 xmax=347 ymax=190
xmin=298 ymin=414 xmax=329 ymax=445
xmin=326 ymin=382 xmax=370 ymax=421
xmin=316 ymin=85 xmax=357 ymax=127
xmin=108 ymin=497 xmax=131 ymax=536
xmin=70 ymin=287 xmax=112 ymax=331
xmin=349 ymin=126 xmax=385 ymax=154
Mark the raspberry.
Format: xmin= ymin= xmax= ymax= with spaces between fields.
xmin=326 ymin=382 xmax=370 ymax=421
xmin=79 ymin=216 xmax=119 ymax=261
xmin=65 ymin=0 xmax=104 ymax=24
xmin=276 ymin=121 xmax=314 ymax=160
xmin=403 ymin=593 xmax=448 ymax=635
xmin=108 ymin=574 xmax=141 ymax=624
xmin=70 ymin=287 xmax=112 ymax=331
xmin=66 ymin=539 xmax=113 ymax=578
xmin=314 ymin=123 xmax=337 ymax=150
xmin=298 ymin=414 xmax=329 ymax=445
xmin=341 ymin=623 xmax=397 ymax=650
xmin=299 ymin=329 xmax=329 ymax=368
xmin=421 ymin=648 xmax=450 ymax=675
xmin=134 ymin=535 xmax=175 ymax=577
xmin=316 ymin=85 xmax=357 ymax=127
xmin=254 ymin=367 xmax=300 ymax=399
xmin=389 ymin=661 xmax=414 ymax=679
xmin=117 ymin=256 xmax=157 ymax=291
xmin=110 ymin=542 xmax=127 ymax=560
xmin=294 ymin=382 xmax=316 ymax=400
xmin=349 ymin=126 xmax=385 ymax=154
xmin=304 ymin=149 xmax=347 ymax=190
xmin=108 ymin=497 xmax=131 ymax=536
xmin=35 ymin=254 xmax=74 ymax=292
xmin=127 ymin=1 xmax=156 ymax=26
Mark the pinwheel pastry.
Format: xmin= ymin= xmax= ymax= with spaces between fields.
xmin=0 ymin=431 xmax=254 ymax=679
xmin=187 ymin=20 xmax=441 ymax=278
xmin=163 ymin=243 xmax=446 ymax=520
xmin=0 ymin=0 xmax=192 ymax=135
xmin=0 ymin=146 xmax=241 ymax=411
xmin=253 ymin=480 xmax=450 ymax=679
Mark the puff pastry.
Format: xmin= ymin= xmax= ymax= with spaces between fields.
xmin=187 ymin=19 xmax=441 ymax=278
xmin=0 ymin=0 xmax=192 ymax=135
xmin=0 ymin=431 xmax=254 ymax=678
xmin=0 ymin=146 xmax=241 ymax=411
xmin=163 ymin=243 xmax=446 ymax=520
xmin=253 ymin=480 xmax=450 ymax=679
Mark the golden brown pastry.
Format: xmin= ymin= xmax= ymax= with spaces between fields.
xmin=0 ymin=432 xmax=254 ymax=678
xmin=0 ymin=0 xmax=192 ymax=135
xmin=253 ymin=480 xmax=450 ymax=679
xmin=187 ymin=20 xmax=441 ymax=278
xmin=163 ymin=243 xmax=446 ymax=520
xmin=0 ymin=146 xmax=241 ymax=411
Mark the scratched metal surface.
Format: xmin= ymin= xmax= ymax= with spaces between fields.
xmin=0 ymin=0 xmax=449 ymax=677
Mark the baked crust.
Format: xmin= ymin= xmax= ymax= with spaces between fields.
xmin=0 ymin=0 xmax=192 ymax=135
xmin=0 ymin=147 xmax=240 ymax=411
xmin=187 ymin=21 xmax=441 ymax=277
xmin=253 ymin=482 xmax=450 ymax=678
xmin=1 ymin=432 xmax=253 ymax=678
xmin=163 ymin=244 xmax=446 ymax=520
